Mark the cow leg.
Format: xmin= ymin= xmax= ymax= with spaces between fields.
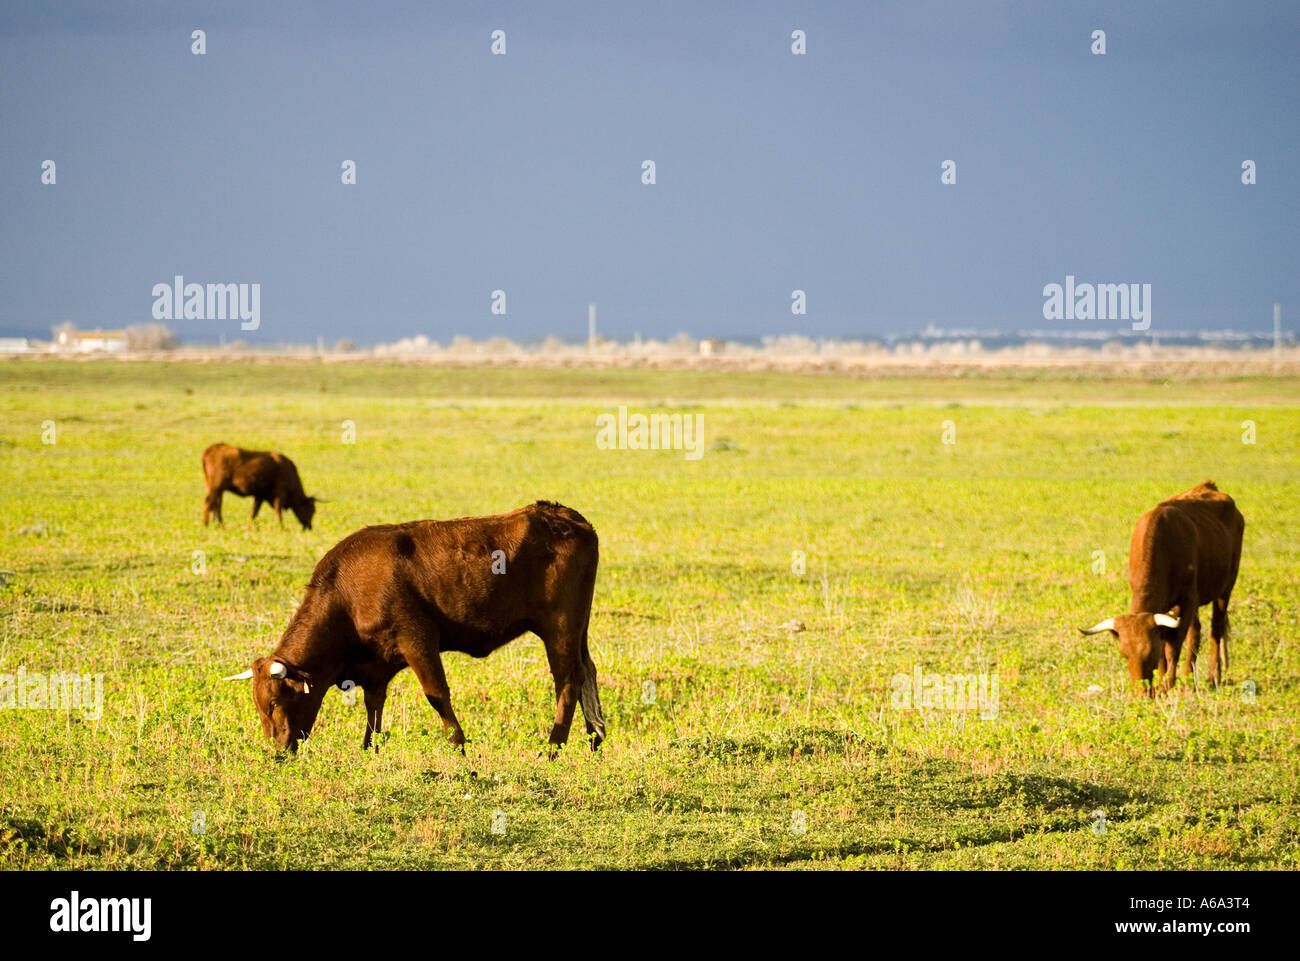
xmin=203 ymin=489 xmax=223 ymax=526
xmin=251 ymin=497 xmax=263 ymax=522
xmin=398 ymin=635 xmax=466 ymax=749
xmin=1159 ymin=637 xmax=1179 ymax=692
xmin=541 ymin=630 xmax=584 ymax=755
xmin=1135 ymin=662 xmax=1155 ymax=698
xmin=273 ymin=498 xmax=285 ymax=528
xmin=1208 ymin=597 xmax=1230 ymax=687
xmin=363 ymin=685 xmax=387 ymax=753
xmin=1162 ymin=599 xmax=1194 ymax=692
xmin=1182 ymin=613 xmax=1201 ymax=678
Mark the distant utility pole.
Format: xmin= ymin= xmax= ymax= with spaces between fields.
xmin=1274 ymin=303 xmax=1282 ymax=355
xmin=588 ymin=303 xmax=597 ymax=352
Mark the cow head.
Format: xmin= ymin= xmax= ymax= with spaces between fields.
xmin=292 ymin=496 xmax=317 ymax=531
xmin=1081 ymin=612 xmax=1180 ymax=689
xmin=223 ymin=658 xmax=321 ymax=750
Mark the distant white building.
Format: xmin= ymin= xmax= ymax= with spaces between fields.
xmin=0 ymin=338 xmax=31 ymax=353
xmin=57 ymin=328 xmax=127 ymax=352
xmin=699 ymin=338 xmax=725 ymax=357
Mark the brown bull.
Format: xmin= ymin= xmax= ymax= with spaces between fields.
xmin=1082 ymin=481 xmax=1243 ymax=693
xmin=202 ymin=443 xmax=317 ymax=530
xmin=222 ymin=501 xmax=604 ymax=755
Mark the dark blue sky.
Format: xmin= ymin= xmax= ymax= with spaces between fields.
xmin=2 ymin=1 xmax=1296 ymax=344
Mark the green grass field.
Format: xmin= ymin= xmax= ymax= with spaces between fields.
xmin=1 ymin=360 xmax=1297 ymax=869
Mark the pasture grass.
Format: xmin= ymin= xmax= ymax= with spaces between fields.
xmin=0 ymin=359 xmax=1297 ymax=869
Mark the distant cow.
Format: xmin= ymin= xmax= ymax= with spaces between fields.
xmin=202 ymin=443 xmax=317 ymax=530
xmin=1082 ymin=481 xmax=1243 ymax=693
xmin=222 ymin=501 xmax=604 ymax=755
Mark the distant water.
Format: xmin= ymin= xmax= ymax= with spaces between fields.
xmin=751 ymin=329 xmax=1294 ymax=350
xmin=884 ymin=329 xmax=1292 ymax=350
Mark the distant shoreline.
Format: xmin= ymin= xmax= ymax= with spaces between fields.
xmin=7 ymin=345 xmax=1300 ymax=379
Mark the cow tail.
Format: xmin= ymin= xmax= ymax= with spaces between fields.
xmin=579 ymin=624 xmax=605 ymax=741
xmin=577 ymin=538 xmax=604 ymax=743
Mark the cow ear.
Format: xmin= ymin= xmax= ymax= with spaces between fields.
xmin=284 ymin=671 xmax=314 ymax=695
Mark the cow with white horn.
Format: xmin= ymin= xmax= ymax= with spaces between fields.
xmin=222 ymin=502 xmax=603 ymax=755
xmin=1081 ymin=481 xmax=1243 ymax=694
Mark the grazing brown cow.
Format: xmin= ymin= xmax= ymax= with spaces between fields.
xmin=222 ymin=501 xmax=604 ymax=755
xmin=202 ymin=443 xmax=317 ymax=530
xmin=1082 ymin=481 xmax=1243 ymax=693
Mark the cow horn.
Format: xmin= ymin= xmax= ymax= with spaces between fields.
xmin=1080 ymin=618 xmax=1115 ymax=635
xmin=222 ymin=669 xmax=254 ymax=681
xmin=269 ymin=661 xmax=288 ymax=678
xmin=1154 ymin=613 xmax=1180 ymax=629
